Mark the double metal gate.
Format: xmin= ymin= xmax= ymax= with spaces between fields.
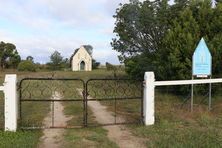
xmin=19 ymin=78 xmax=143 ymax=129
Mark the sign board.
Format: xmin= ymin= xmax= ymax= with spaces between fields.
xmin=192 ymin=38 xmax=212 ymax=77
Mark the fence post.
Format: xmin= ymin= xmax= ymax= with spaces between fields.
xmin=4 ymin=74 xmax=17 ymax=132
xmin=143 ymin=72 xmax=155 ymax=125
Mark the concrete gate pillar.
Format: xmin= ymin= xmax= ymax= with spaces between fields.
xmin=2 ymin=74 xmax=18 ymax=132
xmin=143 ymin=72 xmax=155 ymax=125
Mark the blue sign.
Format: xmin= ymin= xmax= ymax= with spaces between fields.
xmin=192 ymin=38 xmax=212 ymax=76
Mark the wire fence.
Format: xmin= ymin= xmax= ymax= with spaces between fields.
xmin=155 ymin=83 xmax=222 ymax=113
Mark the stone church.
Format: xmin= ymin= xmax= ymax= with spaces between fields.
xmin=70 ymin=46 xmax=92 ymax=71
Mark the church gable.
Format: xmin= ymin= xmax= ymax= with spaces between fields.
xmin=71 ymin=46 xmax=92 ymax=71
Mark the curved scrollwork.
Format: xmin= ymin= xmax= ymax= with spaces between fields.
xmin=86 ymin=79 xmax=143 ymax=99
xmin=19 ymin=78 xmax=84 ymax=100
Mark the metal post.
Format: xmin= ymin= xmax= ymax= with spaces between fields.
xmin=52 ymin=101 xmax=54 ymax=127
xmin=191 ymin=76 xmax=194 ymax=112
xmin=84 ymin=83 xmax=88 ymax=127
xmin=114 ymin=97 xmax=116 ymax=124
xmin=209 ymin=76 xmax=212 ymax=111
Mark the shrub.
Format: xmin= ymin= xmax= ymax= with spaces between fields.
xmin=17 ymin=60 xmax=36 ymax=72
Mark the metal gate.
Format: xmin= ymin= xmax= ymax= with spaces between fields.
xmin=85 ymin=79 xmax=143 ymax=126
xmin=19 ymin=78 xmax=85 ymax=129
xmin=19 ymin=78 xmax=143 ymax=129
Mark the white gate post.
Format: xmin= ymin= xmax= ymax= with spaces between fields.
xmin=143 ymin=72 xmax=155 ymax=125
xmin=4 ymin=74 xmax=18 ymax=132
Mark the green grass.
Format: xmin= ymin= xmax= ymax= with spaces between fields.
xmin=63 ymin=127 xmax=118 ymax=148
xmin=86 ymin=79 xmax=143 ymax=125
xmin=62 ymin=81 xmax=118 ymax=147
xmin=63 ymin=102 xmax=118 ymax=148
xmin=127 ymin=89 xmax=222 ymax=148
xmin=1 ymin=69 xmax=222 ymax=147
xmin=10 ymin=69 xmax=122 ymax=147
xmin=0 ymin=130 xmax=42 ymax=148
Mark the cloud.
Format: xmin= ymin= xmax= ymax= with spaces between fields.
xmin=0 ymin=0 xmax=140 ymax=65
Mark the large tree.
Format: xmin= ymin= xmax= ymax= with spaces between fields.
xmin=0 ymin=41 xmax=21 ymax=69
xmin=112 ymin=0 xmax=171 ymax=79
xmin=160 ymin=8 xmax=199 ymax=80
xmin=112 ymin=0 xmax=222 ymax=80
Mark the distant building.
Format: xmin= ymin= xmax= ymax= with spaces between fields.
xmin=70 ymin=46 xmax=92 ymax=71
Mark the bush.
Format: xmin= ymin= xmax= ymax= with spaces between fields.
xmin=106 ymin=62 xmax=117 ymax=71
xmin=17 ymin=60 xmax=36 ymax=72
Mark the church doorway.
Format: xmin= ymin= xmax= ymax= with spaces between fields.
xmin=80 ymin=61 xmax=85 ymax=71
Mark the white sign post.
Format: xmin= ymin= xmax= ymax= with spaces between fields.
xmin=192 ymin=38 xmax=212 ymax=111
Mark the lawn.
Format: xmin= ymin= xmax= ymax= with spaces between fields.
xmin=0 ymin=69 xmax=222 ymax=147
xmin=129 ymin=86 xmax=222 ymax=148
xmin=0 ymin=69 xmax=122 ymax=148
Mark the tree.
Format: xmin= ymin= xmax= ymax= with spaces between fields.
xmin=92 ymin=59 xmax=100 ymax=69
xmin=83 ymin=45 xmax=93 ymax=56
xmin=215 ymin=0 xmax=222 ymax=4
xmin=112 ymin=0 xmax=222 ymax=80
xmin=112 ymin=0 xmax=170 ymax=61
xmin=106 ymin=62 xmax=114 ymax=70
xmin=160 ymin=8 xmax=199 ymax=80
xmin=17 ymin=60 xmax=36 ymax=72
xmin=112 ymin=0 xmax=171 ymax=79
xmin=47 ymin=50 xmax=65 ymax=70
xmin=0 ymin=41 xmax=21 ymax=69
xmin=26 ymin=56 xmax=34 ymax=63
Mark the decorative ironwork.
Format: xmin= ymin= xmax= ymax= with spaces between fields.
xmin=19 ymin=78 xmax=85 ymax=101
xmin=19 ymin=78 xmax=85 ymax=129
xmin=19 ymin=77 xmax=144 ymax=129
xmin=85 ymin=78 xmax=143 ymax=126
xmin=86 ymin=79 xmax=142 ymax=100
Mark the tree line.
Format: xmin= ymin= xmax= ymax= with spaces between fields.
xmin=0 ymin=42 xmax=100 ymax=71
xmin=112 ymin=0 xmax=222 ymax=80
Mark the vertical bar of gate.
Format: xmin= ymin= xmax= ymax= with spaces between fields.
xmin=84 ymin=82 xmax=87 ymax=127
xmin=82 ymin=88 xmax=85 ymax=127
xmin=52 ymin=100 xmax=54 ymax=127
xmin=114 ymin=96 xmax=117 ymax=124
xmin=114 ymin=80 xmax=117 ymax=124
xmin=19 ymin=80 xmax=22 ymax=121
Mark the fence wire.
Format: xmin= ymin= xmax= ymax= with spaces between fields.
xmin=155 ymin=83 xmax=222 ymax=113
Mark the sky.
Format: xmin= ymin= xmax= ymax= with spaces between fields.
xmin=0 ymin=0 xmax=136 ymax=64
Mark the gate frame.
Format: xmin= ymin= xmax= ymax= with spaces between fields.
xmin=1 ymin=72 xmax=164 ymax=132
xmin=85 ymin=78 xmax=144 ymax=127
xmin=19 ymin=77 xmax=86 ymax=129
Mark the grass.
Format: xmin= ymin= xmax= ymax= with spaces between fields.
xmin=127 ymin=87 xmax=222 ymax=148
xmin=0 ymin=69 xmax=122 ymax=148
xmin=0 ymin=130 xmax=42 ymax=148
xmin=64 ymin=127 xmax=118 ymax=148
xmin=61 ymin=71 xmax=119 ymax=147
xmin=86 ymin=79 xmax=143 ymax=125
xmin=62 ymin=101 xmax=118 ymax=148
xmin=1 ymin=69 xmax=222 ymax=147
